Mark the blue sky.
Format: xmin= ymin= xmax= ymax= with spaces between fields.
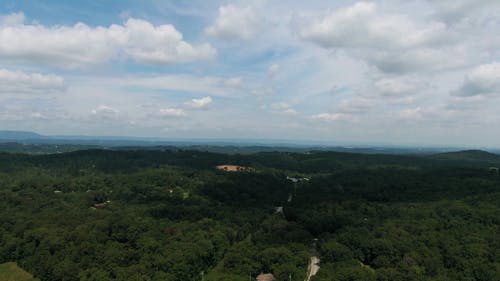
xmin=1 ymin=0 xmax=500 ymax=146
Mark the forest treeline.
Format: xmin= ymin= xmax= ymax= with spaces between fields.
xmin=0 ymin=148 xmax=499 ymax=280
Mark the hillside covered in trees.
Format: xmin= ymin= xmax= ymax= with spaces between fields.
xmin=0 ymin=148 xmax=499 ymax=281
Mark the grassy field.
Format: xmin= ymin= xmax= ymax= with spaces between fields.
xmin=0 ymin=262 xmax=38 ymax=281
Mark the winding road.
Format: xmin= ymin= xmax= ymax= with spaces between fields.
xmin=286 ymin=176 xmax=320 ymax=281
xmin=305 ymin=256 xmax=320 ymax=281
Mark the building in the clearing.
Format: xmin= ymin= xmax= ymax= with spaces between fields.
xmin=256 ymin=273 xmax=275 ymax=281
xmin=216 ymin=165 xmax=254 ymax=172
xmin=93 ymin=200 xmax=111 ymax=208
xmin=287 ymin=176 xmax=310 ymax=183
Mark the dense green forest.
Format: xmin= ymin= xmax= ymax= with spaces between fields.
xmin=0 ymin=148 xmax=499 ymax=280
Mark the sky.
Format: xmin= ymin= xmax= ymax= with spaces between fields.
xmin=1 ymin=0 xmax=500 ymax=147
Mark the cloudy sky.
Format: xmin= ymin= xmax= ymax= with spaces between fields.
xmin=1 ymin=0 xmax=500 ymax=147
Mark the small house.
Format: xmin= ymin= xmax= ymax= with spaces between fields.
xmin=93 ymin=202 xmax=109 ymax=208
xmin=216 ymin=165 xmax=254 ymax=172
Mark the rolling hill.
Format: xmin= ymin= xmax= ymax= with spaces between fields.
xmin=430 ymin=149 xmax=500 ymax=163
xmin=0 ymin=131 xmax=45 ymax=141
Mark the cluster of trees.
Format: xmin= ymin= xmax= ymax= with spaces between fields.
xmin=307 ymin=196 xmax=500 ymax=281
xmin=0 ymin=148 xmax=499 ymax=280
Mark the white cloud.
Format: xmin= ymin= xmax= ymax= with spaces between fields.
xmin=0 ymin=14 xmax=216 ymax=68
xmin=337 ymin=96 xmax=376 ymax=115
xmin=364 ymin=46 xmax=467 ymax=73
xmin=271 ymin=102 xmax=297 ymax=115
xmin=267 ymin=64 xmax=280 ymax=78
xmin=222 ymin=77 xmax=242 ymax=87
xmin=159 ymin=108 xmax=186 ymax=117
xmin=292 ymin=2 xmax=463 ymax=74
xmin=295 ymin=2 xmax=445 ymax=50
xmin=282 ymin=108 xmax=297 ymax=115
xmin=30 ymin=112 xmax=50 ymax=120
xmin=446 ymin=95 xmax=488 ymax=111
xmin=185 ymin=96 xmax=213 ymax=109
xmin=310 ymin=112 xmax=350 ymax=122
xmin=123 ymin=18 xmax=215 ymax=65
xmin=251 ymin=86 xmax=274 ymax=97
xmin=114 ymin=75 xmax=242 ymax=97
xmin=206 ymin=4 xmax=261 ymax=41
xmin=0 ymin=68 xmax=65 ymax=94
xmin=91 ymin=105 xmax=119 ymax=119
xmin=271 ymin=102 xmax=291 ymax=110
xmin=452 ymin=62 xmax=500 ymax=97
xmin=0 ymin=12 xmax=25 ymax=26
xmin=399 ymin=107 xmax=423 ymax=120
xmin=374 ymin=75 xmax=423 ymax=96
xmin=428 ymin=0 xmax=500 ymax=23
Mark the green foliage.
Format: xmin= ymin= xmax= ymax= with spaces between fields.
xmin=0 ymin=149 xmax=499 ymax=280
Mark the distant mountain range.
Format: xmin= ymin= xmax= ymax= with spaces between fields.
xmin=1 ymin=130 xmax=499 ymax=155
xmin=0 ymin=130 xmax=183 ymax=147
xmin=0 ymin=130 xmax=46 ymax=140
xmin=431 ymin=150 xmax=500 ymax=162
